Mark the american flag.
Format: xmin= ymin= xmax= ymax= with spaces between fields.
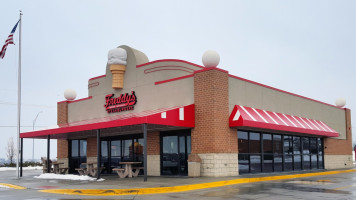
xmin=0 ymin=20 xmax=20 ymax=59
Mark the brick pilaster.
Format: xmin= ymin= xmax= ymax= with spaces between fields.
xmin=324 ymin=109 xmax=353 ymax=155
xmin=147 ymin=131 xmax=160 ymax=155
xmin=191 ymin=68 xmax=238 ymax=154
xmin=57 ymin=101 xmax=69 ymax=158
xmin=87 ymin=137 xmax=97 ymax=157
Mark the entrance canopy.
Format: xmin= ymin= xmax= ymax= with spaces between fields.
xmin=229 ymin=105 xmax=339 ymax=137
xmin=20 ymin=104 xmax=194 ymax=139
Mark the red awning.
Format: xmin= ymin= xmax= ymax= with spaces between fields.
xmin=21 ymin=104 xmax=195 ymax=138
xmin=229 ymin=105 xmax=339 ymax=137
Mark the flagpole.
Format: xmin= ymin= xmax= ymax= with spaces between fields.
xmin=16 ymin=10 xmax=22 ymax=179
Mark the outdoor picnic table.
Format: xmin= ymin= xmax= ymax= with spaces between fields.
xmin=53 ymin=162 xmax=68 ymax=174
xmin=113 ymin=162 xmax=143 ymax=178
xmin=76 ymin=162 xmax=103 ymax=177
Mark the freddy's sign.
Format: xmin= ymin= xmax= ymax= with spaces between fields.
xmin=104 ymin=91 xmax=137 ymax=113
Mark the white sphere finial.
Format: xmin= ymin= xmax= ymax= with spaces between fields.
xmin=64 ymin=89 xmax=77 ymax=101
xmin=202 ymin=50 xmax=220 ymax=68
xmin=335 ymin=98 xmax=346 ymax=107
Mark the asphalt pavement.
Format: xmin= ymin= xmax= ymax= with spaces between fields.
xmin=0 ymin=167 xmax=355 ymax=200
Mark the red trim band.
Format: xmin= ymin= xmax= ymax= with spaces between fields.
xmin=194 ymin=67 xmax=229 ymax=74
xmin=136 ymin=59 xmax=205 ymax=69
xmin=155 ymin=74 xmax=194 ymax=85
xmin=89 ymin=75 xmax=106 ymax=81
xmin=58 ymin=96 xmax=93 ymax=104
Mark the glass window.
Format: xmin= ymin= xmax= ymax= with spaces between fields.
xmin=236 ymin=130 xmax=324 ymax=174
xmin=101 ymin=141 xmax=108 ymax=157
xmin=294 ymin=155 xmax=301 ymax=170
xmin=293 ymin=137 xmax=301 ymax=154
xmin=310 ymin=138 xmax=317 ymax=154
xmin=123 ymin=139 xmax=132 ymax=158
xmin=250 ymin=154 xmax=261 ymax=173
xmin=111 ymin=140 xmax=121 ymax=157
xmin=274 ymin=155 xmax=283 ymax=172
xmin=318 ymin=138 xmax=323 ymax=155
xmin=273 ymin=135 xmax=282 ymax=154
xmin=80 ymin=140 xmax=87 ymax=157
xmin=163 ymin=136 xmax=178 ymax=154
xmin=238 ymin=154 xmax=249 ymax=174
xmin=71 ymin=140 xmax=79 ymax=157
xmin=285 ymin=155 xmax=293 ymax=171
xmin=250 ymin=132 xmax=261 ymax=153
xmin=179 ymin=136 xmax=186 ymax=154
xmin=318 ymin=155 xmax=324 ymax=169
xmin=263 ymin=154 xmax=273 ymax=172
xmin=187 ymin=136 xmax=191 ymax=155
xmin=263 ymin=134 xmax=272 ymax=154
xmin=284 ymin=136 xmax=293 ymax=155
xmin=302 ymin=137 xmax=310 ymax=154
xmin=303 ymin=155 xmax=310 ymax=169
xmin=238 ymin=131 xmax=249 ymax=153
xmin=311 ymin=155 xmax=317 ymax=169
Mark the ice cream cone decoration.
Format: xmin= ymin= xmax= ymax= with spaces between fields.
xmin=108 ymin=48 xmax=128 ymax=89
xmin=110 ymin=64 xmax=126 ymax=89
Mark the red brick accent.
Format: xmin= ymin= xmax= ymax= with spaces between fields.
xmin=87 ymin=137 xmax=97 ymax=157
xmin=57 ymin=139 xmax=68 ymax=158
xmin=57 ymin=102 xmax=68 ymax=125
xmin=324 ymin=109 xmax=353 ymax=155
xmin=191 ymin=68 xmax=238 ymax=154
xmin=148 ymin=131 xmax=160 ymax=155
xmin=57 ymin=102 xmax=69 ymax=158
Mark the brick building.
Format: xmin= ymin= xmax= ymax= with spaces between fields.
xmin=20 ymin=45 xmax=353 ymax=178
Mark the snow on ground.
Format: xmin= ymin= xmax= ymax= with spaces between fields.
xmin=34 ymin=173 xmax=104 ymax=181
xmin=0 ymin=166 xmax=42 ymax=171
xmin=0 ymin=185 xmax=10 ymax=189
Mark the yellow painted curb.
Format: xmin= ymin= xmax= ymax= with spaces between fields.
xmin=40 ymin=169 xmax=356 ymax=196
xmin=0 ymin=183 xmax=26 ymax=190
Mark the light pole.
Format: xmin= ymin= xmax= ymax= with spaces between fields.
xmin=32 ymin=111 xmax=43 ymax=161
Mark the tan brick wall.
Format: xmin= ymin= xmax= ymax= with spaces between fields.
xmin=199 ymin=153 xmax=238 ymax=176
xmin=148 ymin=131 xmax=160 ymax=155
xmin=147 ymin=155 xmax=160 ymax=176
xmin=324 ymin=109 xmax=353 ymax=155
xmin=324 ymin=155 xmax=354 ymax=169
xmin=57 ymin=139 xmax=68 ymax=158
xmin=192 ymin=68 xmax=238 ymax=154
xmin=87 ymin=137 xmax=97 ymax=157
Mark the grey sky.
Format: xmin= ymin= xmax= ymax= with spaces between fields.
xmin=0 ymin=1 xmax=355 ymax=160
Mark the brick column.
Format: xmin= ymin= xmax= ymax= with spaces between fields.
xmin=57 ymin=101 xmax=69 ymax=172
xmin=147 ymin=131 xmax=160 ymax=176
xmin=86 ymin=137 xmax=98 ymax=163
xmin=324 ymin=108 xmax=353 ymax=169
xmin=192 ymin=68 xmax=238 ymax=176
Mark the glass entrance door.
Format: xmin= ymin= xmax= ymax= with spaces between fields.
xmin=161 ymin=133 xmax=191 ymax=176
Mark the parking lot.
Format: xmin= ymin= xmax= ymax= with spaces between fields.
xmin=0 ymin=168 xmax=355 ymax=200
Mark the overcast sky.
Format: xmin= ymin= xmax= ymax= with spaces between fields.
xmin=0 ymin=1 xmax=355 ymax=160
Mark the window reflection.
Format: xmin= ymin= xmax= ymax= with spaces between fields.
xmin=237 ymin=131 xmax=324 ymax=174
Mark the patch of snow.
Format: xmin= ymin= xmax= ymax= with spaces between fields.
xmin=0 ymin=185 xmax=9 ymax=189
xmin=0 ymin=166 xmax=42 ymax=171
xmin=34 ymin=173 xmax=104 ymax=181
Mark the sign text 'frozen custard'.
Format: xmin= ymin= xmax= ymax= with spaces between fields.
xmin=104 ymin=91 xmax=137 ymax=113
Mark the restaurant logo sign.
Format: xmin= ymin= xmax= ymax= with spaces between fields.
xmin=104 ymin=91 xmax=137 ymax=113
